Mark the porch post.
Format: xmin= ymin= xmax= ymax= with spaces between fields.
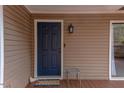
xmin=0 ymin=5 xmax=4 ymax=88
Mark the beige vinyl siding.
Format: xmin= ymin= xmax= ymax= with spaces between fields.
xmin=31 ymin=14 xmax=124 ymax=80
xmin=4 ymin=5 xmax=32 ymax=87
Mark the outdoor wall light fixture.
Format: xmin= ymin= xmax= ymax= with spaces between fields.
xmin=68 ymin=24 xmax=74 ymax=33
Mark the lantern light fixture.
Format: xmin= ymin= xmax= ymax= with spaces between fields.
xmin=68 ymin=24 xmax=74 ymax=33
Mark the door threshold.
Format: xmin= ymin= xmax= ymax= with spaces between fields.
xmin=110 ymin=77 xmax=124 ymax=80
xmin=35 ymin=76 xmax=62 ymax=80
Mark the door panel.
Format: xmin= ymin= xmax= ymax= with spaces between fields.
xmin=111 ymin=23 xmax=124 ymax=78
xmin=37 ymin=22 xmax=61 ymax=76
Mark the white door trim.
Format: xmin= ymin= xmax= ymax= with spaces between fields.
xmin=34 ymin=19 xmax=64 ymax=79
xmin=0 ymin=5 xmax=4 ymax=88
xmin=109 ymin=20 xmax=124 ymax=80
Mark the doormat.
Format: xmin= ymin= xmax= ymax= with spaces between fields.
xmin=32 ymin=79 xmax=60 ymax=86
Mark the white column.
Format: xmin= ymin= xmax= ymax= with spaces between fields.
xmin=0 ymin=5 xmax=4 ymax=88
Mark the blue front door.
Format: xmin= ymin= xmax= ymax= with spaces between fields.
xmin=37 ymin=22 xmax=61 ymax=76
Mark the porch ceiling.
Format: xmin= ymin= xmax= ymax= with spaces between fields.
xmin=25 ymin=5 xmax=124 ymax=14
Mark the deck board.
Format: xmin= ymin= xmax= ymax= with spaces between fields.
xmin=26 ymin=80 xmax=124 ymax=88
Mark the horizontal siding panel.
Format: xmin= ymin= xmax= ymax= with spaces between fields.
xmin=5 ymin=5 xmax=31 ymax=18
xmin=5 ymin=46 xmax=31 ymax=51
xmin=4 ymin=5 xmax=32 ymax=88
xmin=4 ymin=40 xmax=31 ymax=46
xmin=4 ymin=56 xmax=32 ymax=66
xmin=4 ymin=19 xmax=30 ymax=32
xmin=4 ymin=15 xmax=31 ymax=30
xmin=4 ymin=14 xmax=30 ymax=28
xmin=4 ymin=22 xmax=31 ymax=34
xmin=5 ymin=33 xmax=32 ymax=40
xmin=4 ymin=34 xmax=32 ymax=41
xmin=4 ymin=6 xmax=30 ymax=24
xmin=5 ymin=49 xmax=32 ymax=57
xmin=5 ymin=39 xmax=32 ymax=42
xmin=4 ymin=59 xmax=31 ymax=81
xmin=15 ymin=6 xmax=31 ymax=18
xmin=5 ymin=29 xmax=32 ymax=37
xmin=65 ymin=58 xmax=108 ymax=60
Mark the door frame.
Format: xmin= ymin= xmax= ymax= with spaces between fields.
xmin=109 ymin=20 xmax=124 ymax=80
xmin=34 ymin=19 xmax=64 ymax=79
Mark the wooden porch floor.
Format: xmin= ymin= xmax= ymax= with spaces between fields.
xmin=26 ymin=80 xmax=124 ymax=88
